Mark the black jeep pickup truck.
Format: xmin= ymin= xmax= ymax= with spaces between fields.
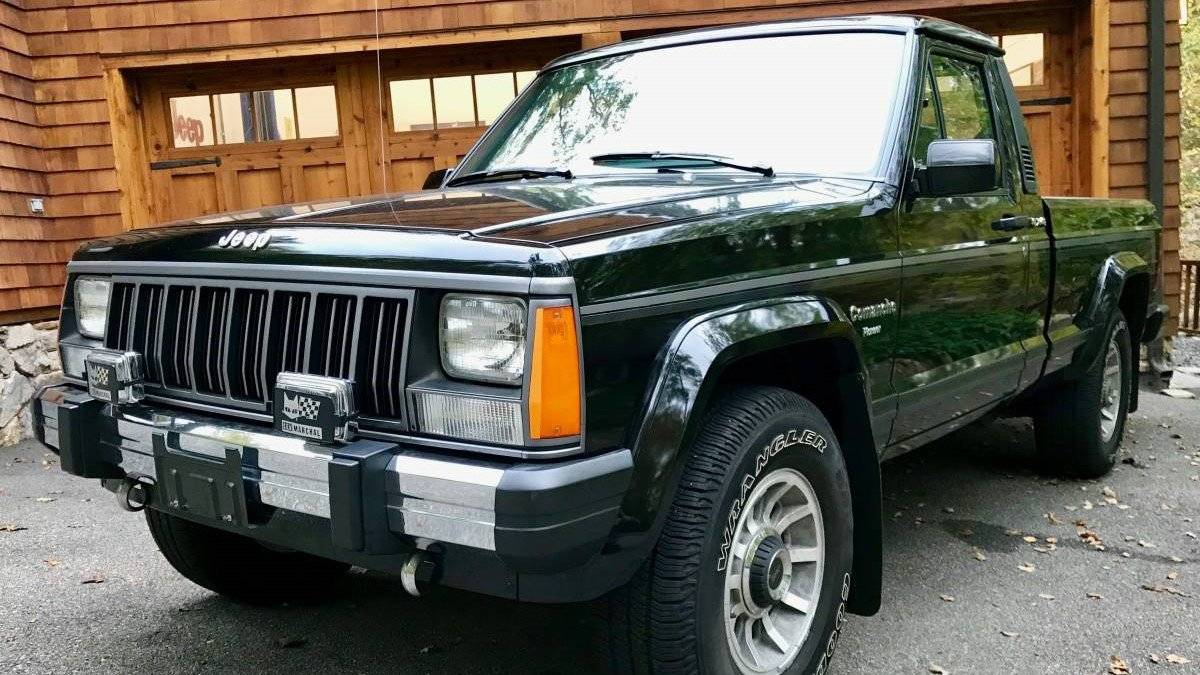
xmin=35 ymin=15 xmax=1166 ymax=675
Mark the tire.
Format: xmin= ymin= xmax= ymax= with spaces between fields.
xmin=1034 ymin=314 xmax=1132 ymax=479
xmin=600 ymin=386 xmax=854 ymax=674
xmin=145 ymin=508 xmax=350 ymax=603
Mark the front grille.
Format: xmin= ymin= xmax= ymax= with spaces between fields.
xmin=104 ymin=279 xmax=411 ymax=425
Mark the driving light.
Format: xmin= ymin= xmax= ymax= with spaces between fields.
xmin=528 ymin=304 xmax=581 ymax=439
xmin=74 ymin=277 xmax=111 ymax=339
xmin=440 ymin=295 xmax=527 ymax=384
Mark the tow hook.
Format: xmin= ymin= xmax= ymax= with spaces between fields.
xmin=400 ymin=550 xmax=438 ymax=597
xmin=116 ymin=477 xmax=152 ymax=512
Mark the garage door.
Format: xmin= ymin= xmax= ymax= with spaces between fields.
xmin=140 ymin=60 xmax=371 ymax=223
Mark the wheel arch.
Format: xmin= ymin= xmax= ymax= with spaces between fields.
xmin=1069 ymin=251 xmax=1151 ymax=410
xmin=624 ymin=295 xmax=883 ymax=615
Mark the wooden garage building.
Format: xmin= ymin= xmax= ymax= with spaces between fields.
xmin=0 ymin=0 xmax=1183 ymax=328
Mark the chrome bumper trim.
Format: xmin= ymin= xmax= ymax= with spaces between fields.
xmin=385 ymin=452 xmax=505 ymax=551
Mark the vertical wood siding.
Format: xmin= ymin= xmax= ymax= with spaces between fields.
xmin=0 ymin=0 xmax=1184 ymax=331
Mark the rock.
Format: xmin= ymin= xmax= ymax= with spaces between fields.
xmin=0 ymin=414 xmax=24 ymax=447
xmin=0 ymin=348 xmax=13 ymax=376
xmin=4 ymin=324 xmax=39 ymax=350
xmin=32 ymin=320 xmax=58 ymax=331
xmin=12 ymin=344 xmax=46 ymax=377
xmin=0 ymin=372 xmax=33 ymax=427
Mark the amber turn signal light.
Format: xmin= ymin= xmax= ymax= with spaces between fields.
xmin=528 ymin=304 xmax=581 ymax=439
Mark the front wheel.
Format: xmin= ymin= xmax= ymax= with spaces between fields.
xmin=600 ymin=386 xmax=854 ymax=674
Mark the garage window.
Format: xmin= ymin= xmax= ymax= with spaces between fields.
xmin=995 ymin=33 xmax=1045 ymax=88
xmin=389 ymin=70 xmax=539 ymax=132
xmin=168 ymin=85 xmax=339 ymax=148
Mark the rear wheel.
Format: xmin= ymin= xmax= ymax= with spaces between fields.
xmin=145 ymin=508 xmax=350 ymax=603
xmin=1034 ymin=315 xmax=1132 ymax=478
xmin=600 ymin=386 xmax=854 ymax=674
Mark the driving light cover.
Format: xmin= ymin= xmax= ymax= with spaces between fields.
xmin=528 ymin=305 xmax=581 ymax=439
xmin=412 ymin=391 xmax=524 ymax=445
xmin=440 ymin=294 xmax=527 ymax=384
xmin=74 ymin=277 xmax=111 ymax=339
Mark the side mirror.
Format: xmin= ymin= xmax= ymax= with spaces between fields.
xmin=423 ymin=167 xmax=455 ymax=190
xmin=919 ymin=139 xmax=998 ymax=197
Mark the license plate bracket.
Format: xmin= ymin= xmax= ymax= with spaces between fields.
xmin=152 ymin=435 xmax=249 ymax=527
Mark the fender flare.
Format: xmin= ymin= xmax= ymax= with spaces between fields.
xmin=1070 ymin=251 xmax=1150 ymax=378
xmin=621 ymin=295 xmax=883 ymax=615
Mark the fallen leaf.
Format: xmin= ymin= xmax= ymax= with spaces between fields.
xmin=1151 ymin=654 xmax=1162 ymax=664
xmin=1017 ymin=563 xmax=1036 ymax=573
xmin=1038 ymin=593 xmax=1056 ymax=600
xmin=940 ymin=594 xmax=955 ymax=602
xmin=1166 ymin=654 xmax=1191 ymax=665
xmin=929 ymin=666 xmax=948 ymax=675
xmin=943 ymin=507 xmax=956 ymax=514
xmin=1167 ymin=571 xmax=1179 ymax=581
xmin=1083 ymin=500 xmax=1095 ymax=510
xmin=1022 ymin=535 xmax=1038 ymax=544
xmin=1045 ymin=537 xmax=1059 ymax=545
xmin=972 ymin=547 xmax=988 ymax=562
xmin=1087 ymin=592 xmax=1104 ymax=600
xmin=1000 ymin=630 xmax=1019 ymax=638
xmin=35 ymin=497 xmax=55 ymax=503
xmin=1109 ymin=655 xmax=1130 ymax=675
xmin=1005 ymin=529 xmax=1023 ymax=537
xmin=44 ymin=558 xmax=60 ymax=568
xmin=1138 ymin=540 xmax=1157 ymax=548
xmin=1141 ymin=584 xmax=1192 ymax=598
xmin=1046 ymin=512 xmax=1064 ymax=525
xmin=0 ymin=523 xmax=28 ymax=533
xmin=81 ymin=574 xmax=105 ymax=585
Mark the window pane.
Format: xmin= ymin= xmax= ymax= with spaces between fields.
xmin=474 ymin=72 xmax=516 ymax=126
xmin=433 ymin=75 xmax=476 ymax=128
xmin=390 ymin=79 xmax=434 ymax=132
xmin=295 ymin=85 xmax=339 ymax=137
xmin=1000 ymin=33 xmax=1044 ymax=87
xmin=169 ymin=95 xmax=213 ymax=147
xmin=255 ymin=89 xmax=297 ymax=142
xmin=932 ymin=56 xmax=994 ymax=140
xmin=213 ymin=92 xmax=250 ymax=144
xmin=515 ymin=70 xmax=537 ymax=92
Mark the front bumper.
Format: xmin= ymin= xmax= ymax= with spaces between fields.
xmin=33 ymin=384 xmax=633 ymax=601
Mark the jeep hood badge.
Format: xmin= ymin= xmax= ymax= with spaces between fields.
xmin=217 ymin=229 xmax=271 ymax=251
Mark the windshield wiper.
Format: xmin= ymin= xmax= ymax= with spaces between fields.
xmin=591 ymin=152 xmax=774 ymax=177
xmin=445 ymin=166 xmax=573 ymax=188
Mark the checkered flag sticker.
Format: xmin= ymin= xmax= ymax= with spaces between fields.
xmin=281 ymin=393 xmax=321 ymax=421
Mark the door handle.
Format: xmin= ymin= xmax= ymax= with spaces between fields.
xmin=991 ymin=215 xmax=1032 ymax=232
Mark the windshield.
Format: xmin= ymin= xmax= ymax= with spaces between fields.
xmin=456 ymin=32 xmax=908 ymax=179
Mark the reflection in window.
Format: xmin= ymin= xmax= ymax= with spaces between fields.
xmin=169 ymin=95 xmax=214 ymax=147
xmin=389 ymin=70 xmax=540 ymax=132
xmin=996 ymin=33 xmax=1045 ymax=87
xmin=168 ymin=85 xmax=339 ymax=148
xmin=931 ymin=55 xmax=994 ymax=140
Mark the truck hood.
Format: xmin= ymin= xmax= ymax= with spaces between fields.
xmin=72 ymin=176 xmax=876 ymax=279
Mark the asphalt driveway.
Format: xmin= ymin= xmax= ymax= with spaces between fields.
xmin=1 ymin=391 xmax=1197 ymax=674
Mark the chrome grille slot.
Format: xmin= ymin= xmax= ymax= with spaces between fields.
xmin=161 ymin=286 xmax=197 ymax=390
xmin=265 ymin=290 xmax=311 ymax=393
xmin=193 ymin=287 xmax=231 ymax=395
xmin=135 ymin=285 xmax=165 ymax=383
xmin=309 ymin=294 xmax=358 ymax=380
xmin=228 ymin=289 xmax=269 ymax=401
xmin=356 ymin=296 xmax=409 ymax=420
xmin=104 ymin=283 xmax=136 ymax=350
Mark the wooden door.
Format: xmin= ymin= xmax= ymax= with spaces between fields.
xmin=958 ymin=10 xmax=1078 ymax=196
xmin=140 ymin=59 xmax=369 ymax=223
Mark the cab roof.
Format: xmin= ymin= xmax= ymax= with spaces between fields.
xmin=543 ymin=15 xmax=1001 ymax=72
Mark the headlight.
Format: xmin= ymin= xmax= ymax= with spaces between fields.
xmin=439 ymin=294 xmax=527 ymax=384
xmin=74 ymin=277 xmax=111 ymax=339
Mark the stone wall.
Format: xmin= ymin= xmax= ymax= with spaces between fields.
xmin=0 ymin=322 xmax=62 ymax=446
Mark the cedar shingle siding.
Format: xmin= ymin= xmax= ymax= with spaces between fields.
xmin=0 ymin=0 xmax=1182 ymax=330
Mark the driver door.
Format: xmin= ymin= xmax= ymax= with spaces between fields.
xmin=891 ymin=47 xmax=1042 ymax=445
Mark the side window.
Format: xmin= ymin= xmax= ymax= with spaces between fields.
xmin=914 ymin=65 xmax=942 ymax=165
xmin=930 ymin=55 xmax=994 ymax=140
